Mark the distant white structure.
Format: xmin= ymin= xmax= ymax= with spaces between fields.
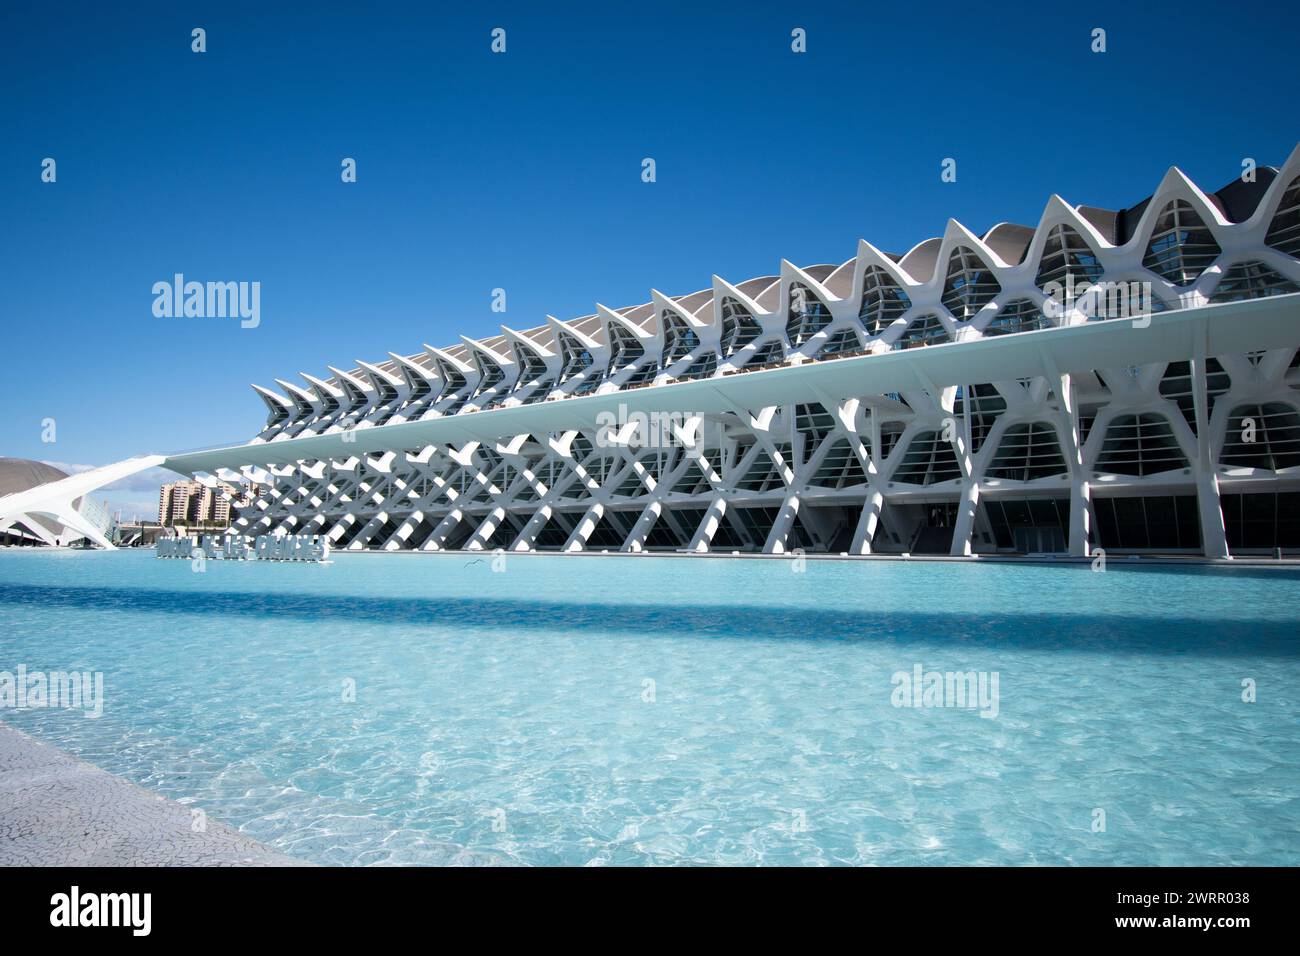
xmin=0 ymin=456 xmax=165 ymax=549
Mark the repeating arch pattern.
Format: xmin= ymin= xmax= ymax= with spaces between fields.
xmin=224 ymin=148 xmax=1300 ymax=558
xmin=1143 ymin=200 xmax=1222 ymax=286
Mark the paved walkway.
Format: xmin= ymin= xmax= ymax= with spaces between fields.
xmin=0 ymin=723 xmax=307 ymax=866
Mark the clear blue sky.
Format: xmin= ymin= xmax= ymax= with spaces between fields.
xmin=2 ymin=0 xmax=1297 ymax=500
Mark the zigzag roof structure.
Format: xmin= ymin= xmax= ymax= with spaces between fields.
xmin=148 ymin=146 xmax=1300 ymax=561
xmin=241 ymin=145 xmax=1300 ymax=443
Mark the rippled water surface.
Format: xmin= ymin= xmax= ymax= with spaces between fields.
xmin=0 ymin=549 xmax=1297 ymax=865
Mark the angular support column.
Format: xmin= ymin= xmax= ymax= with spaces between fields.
xmin=687 ymin=496 xmax=727 ymax=552
xmin=424 ymin=507 xmax=466 ymax=551
xmin=1191 ymin=341 xmax=1229 ymax=559
xmin=272 ymin=513 xmax=303 ymax=535
xmin=563 ymin=503 xmax=606 ymax=552
xmin=296 ymin=512 xmax=329 ymax=535
xmin=466 ymin=505 xmax=509 ymax=551
xmin=622 ymin=500 xmax=663 ymax=553
xmin=1068 ymin=477 xmax=1094 ymax=557
xmin=511 ymin=504 xmax=554 ymax=552
xmin=848 ymin=488 xmax=885 ymax=554
xmin=0 ymin=516 xmax=59 ymax=546
xmin=1051 ymin=363 xmax=1095 ymax=557
xmin=346 ymin=510 xmax=390 ymax=550
xmin=1195 ymin=470 xmax=1229 ymax=558
xmin=386 ymin=508 xmax=428 ymax=550
xmin=35 ymin=506 xmax=114 ymax=549
xmin=764 ymin=494 xmax=800 ymax=554
xmin=324 ymin=513 xmax=356 ymax=543
xmin=948 ymin=480 xmax=980 ymax=556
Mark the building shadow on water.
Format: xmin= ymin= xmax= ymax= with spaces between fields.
xmin=1 ymin=583 xmax=1297 ymax=658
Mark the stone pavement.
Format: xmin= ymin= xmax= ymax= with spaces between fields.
xmin=0 ymin=722 xmax=308 ymax=866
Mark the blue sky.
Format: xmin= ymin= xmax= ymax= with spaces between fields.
xmin=1 ymin=1 xmax=1297 ymax=514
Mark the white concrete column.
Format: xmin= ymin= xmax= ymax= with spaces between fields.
xmin=423 ymin=507 xmax=466 ymax=551
xmin=849 ymin=488 xmax=885 ymax=554
xmin=466 ymin=505 xmax=509 ymax=551
xmin=385 ymin=508 xmax=427 ymax=550
xmin=622 ymin=500 xmax=663 ymax=552
xmin=249 ymin=512 xmax=278 ymax=533
xmin=1068 ymin=478 xmax=1094 ymax=557
xmin=563 ymin=502 xmax=606 ymax=552
xmin=297 ymin=513 xmax=329 ymax=535
xmin=511 ymin=504 xmax=554 ymax=552
xmin=270 ymin=512 xmax=302 ymax=535
xmin=1054 ymin=367 xmax=1094 ymax=558
xmin=687 ymin=496 xmax=728 ymax=552
xmin=764 ymin=494 xmax=800 ymax=554
xmin=346 ymin=510 xmax=390 ymax=550
xmin=384 ymin=504 xmax=431 ymax=548
xmin=1190 ymin=348 xmax=1229 ymax=558
xmin=324 ymin=513 xmax=356 ymax=543
xmin=1195 ymin=470 xmax=1229 ymax=558
xmin=948 ymin=480 xmax=980 ymax=556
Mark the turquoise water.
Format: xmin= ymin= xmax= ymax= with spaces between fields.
xmin=0 ymin=549 xmax=1297 ymax=866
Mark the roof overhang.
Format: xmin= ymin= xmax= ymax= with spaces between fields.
xmin=163 ymin=294 xmax=1300 ymax=474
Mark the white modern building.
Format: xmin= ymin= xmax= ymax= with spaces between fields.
xmin=0 ymin=459 xmax=116 ymax=548
xmin=160 ymin=148 xmax=1300 ymax=558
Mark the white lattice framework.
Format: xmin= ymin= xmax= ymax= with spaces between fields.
xmin=186 ymin=149 xmax=1300 ymax=557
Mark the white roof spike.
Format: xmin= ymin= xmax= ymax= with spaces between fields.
xmin=422 ymin=345 xmax=473 ymax=374
xmin=459 ymin=335 xmax=513 ymax=365
xmin=499 ymin=325 xmax=557 ymax=358
xmin=546 ymin=314 xmax=602 ymax=350
xmin=272 ymin=379 xmax=317 ymax=419
xmin=597 ymin=303 xmax=656 ymax=340
xmin=856 ymin=239 xmax=917 ymax=287
xmin=1026 ymin=195 xmax=1083 ymax=239
xmin=386 ymin=352 xmax=440 ymax=381
xmin=250 ymin=384 xmax=294 ymax=422
xmin=1282 ymin=142 xmax=1300 ymax=171
xmin=326 ymin=366 xmax=371 ymax=408
xmin=941 ymin=218 xmax=985 ymax=247
xmin=327 ymin=364 xmax=371 ymax=391
xmin=780 ymin=259 xmax=839 ymax=303
xmin=1031 ymin=195 xmax=1114 ymax=251
xmin=1155 ymin=164 xmax=1198 ymax=195
xmin=355 ymin=359 xmax=403 ymax=387
xmin=710 ymin=274 xmax=770 ymax=315
xmin=300 ymin=372 xmax=343 ymax=397
xmin=274 ymin=378 xmax=316 ymax=402
xmin=251 ymin=383 xmax=292 ymax=406
xmin=1163 ymin=166 xmax=1233 ymax=225
xmin=651 ymin=289 xmax=710 ymax=327
xmin=1043 ymin=194 xmax=1075 ymax=218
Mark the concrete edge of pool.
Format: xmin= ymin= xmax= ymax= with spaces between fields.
xmin=0 ymin=722 xmax=309 ymax=867
xmin=299 ymin=549 xmax=1300 ymax=568
xmin=5 ymin=545 xmax=1300 ymax=570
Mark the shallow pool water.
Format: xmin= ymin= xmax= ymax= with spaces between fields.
xmin=0 ymin=549 xmax=1296 ymax=865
